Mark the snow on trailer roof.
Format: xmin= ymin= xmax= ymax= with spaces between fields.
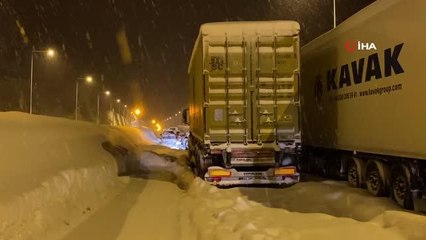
xmin=188 ymin=21 xmax=300 ymax=73
xmin=199 ymin=21 xmax=300 ymax=36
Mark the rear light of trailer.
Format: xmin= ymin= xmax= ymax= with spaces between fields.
xmin=209 ymin=169 xmax=232 ymax=177
xmin=213 ymin=177 xmax=221 ymax=182
xmin=274 ymin=167 xmax=296 ymax=176
xmin=205 ymin=177 xmax=222 ymax=182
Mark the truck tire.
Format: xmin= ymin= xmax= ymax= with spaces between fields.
xmin=366 ymin=162 xmax=386 ymax=197
xmin=391 ymin=167 xmax=414 ymax=210
xmin=348 ymin=160 xmax=361 ymax=188
xmin=195 ymin=149 xmax=211 ymax=178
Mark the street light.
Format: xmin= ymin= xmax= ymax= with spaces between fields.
xmin=75 ymin=75 xmax=94 ymax=120
xmin=29 ymin=48 xmax=56 ymax=114
xmin=97 ymin=90 xmax=111 ymax=124
xmin=85 ymin=76 xmax=93 ymax=83
xmin=46 ymin=49 xmax=56 ymax=57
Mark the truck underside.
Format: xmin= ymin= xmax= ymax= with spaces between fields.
xmin=301 ymin=146 xmax=426 ymax=211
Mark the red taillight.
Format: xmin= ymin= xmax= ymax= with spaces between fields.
xmin=213 ymin=177 xmax=221 ymax=182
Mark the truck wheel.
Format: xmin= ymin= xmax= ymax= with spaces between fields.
xmin=366 ymin=163 xmax=385 ymax=197
xmin=391 ymin=169 xmax=414 ymax=210
xmin=195 ymin=150 xmax=211 ymax=178
xmin=348 ymin=160 xmax=360 ymax=188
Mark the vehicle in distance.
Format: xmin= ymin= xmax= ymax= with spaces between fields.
xmin=300 ymin=0 xmax=426 ymax=211
xmin=160 ymin=129 xmax=178 ymax=148
xmin=185 ymin=21 xmax=301 ymax=186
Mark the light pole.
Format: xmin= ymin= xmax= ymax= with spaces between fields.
xmin=333 ymin=0 xmax=336 ymax=28
xmin=123 ymin=104 xmax=128 ymax=125
xmin=97 ymin=90 xmax=110 ymax=124
xmin=75 ymin=75 xmax=93 ymax=120
xmin=29 ymin=48 xmax=56 ymax=114
xmin=115 ymin=99 xmax=121 ymax=126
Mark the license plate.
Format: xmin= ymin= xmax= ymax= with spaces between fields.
xmin=242 ymin=172 xmax=267 ymax=177
xmin=231 ymin=157 xmax=274 ymax=165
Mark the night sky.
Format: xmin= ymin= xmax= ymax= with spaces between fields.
xmin=0 ymin=0 xmax=374 ymax=122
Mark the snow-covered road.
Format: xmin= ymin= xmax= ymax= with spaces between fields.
xmin=238 ymin=177 xmax=401 ymax=221
xmin=60 ymin=145 xmax=426 ymax=240
xmin=62 ymin=178 xmax=182 ymax=240
xmin=1 ymin=113 xmax=425 ymax=240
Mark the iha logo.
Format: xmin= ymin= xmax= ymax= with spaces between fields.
xmin=344 ymin=40 xmax=377 ymax=53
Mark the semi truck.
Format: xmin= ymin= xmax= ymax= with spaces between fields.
xmin=300 ymin=0 xmax=426 ymax=211
xmin=185 ymin=21 xmax=301 ymax=186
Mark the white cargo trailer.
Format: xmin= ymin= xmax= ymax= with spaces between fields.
xmin=301 ymin=0 xmax=426 ymax=210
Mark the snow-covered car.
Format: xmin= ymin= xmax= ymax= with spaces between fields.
xmin=160 ymin=130 xmax=179 ymax=148
xmin=166 ymin=127 xmax=179 ymax=135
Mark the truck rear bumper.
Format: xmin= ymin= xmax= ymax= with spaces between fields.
xmin=204 ymin=166 xmax=300 ymax=187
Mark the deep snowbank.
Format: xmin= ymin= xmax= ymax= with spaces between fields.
xmin=239 ymin=180 xmax=401 ymax=221
xmin=137 ymin=148 xmax=426 ymax=240
xmin=180 ymin=179 xmax=426 ymax=240
xmin=0 ymin=112 xmax=152 ymax=240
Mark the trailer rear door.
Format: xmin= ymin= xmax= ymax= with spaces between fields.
xmin=203 ymin=23 xmax=300 ymax=144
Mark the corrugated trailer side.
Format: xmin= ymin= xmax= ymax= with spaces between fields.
xmin=301 ymin=0 xmax=426 ymax=211
xmin=188 ymin=35 xmax=206 ymax=143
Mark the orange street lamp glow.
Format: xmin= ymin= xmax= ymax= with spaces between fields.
xmin=46 ymin=48 xmax=56 ymax=58
xmin=85 ymin=75 xmax=93 ymax=83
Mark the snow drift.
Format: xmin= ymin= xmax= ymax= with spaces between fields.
xmin=135 ymin=148 xmax=426 ymax=240
xmin=0 ymin=112 xmax=153 ymax=240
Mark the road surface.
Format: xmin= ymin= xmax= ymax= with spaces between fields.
xmin=58 ymin=146 xmax=426 ymax=240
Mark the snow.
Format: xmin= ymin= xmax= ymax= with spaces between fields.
xmin=238 ymin=179 xmax=401 ymax=221
xmin=1 ymin=112 xmax=425 ymax=240
xmin=0 ymin=112 xmax=154 ymax=240
xmin=180 ymin=179 xmax=405 ymax=240
xmin=61 ymin=178 xmax=182 ymax=240
xmin=127 ymin=146 xmax=426 ymax=240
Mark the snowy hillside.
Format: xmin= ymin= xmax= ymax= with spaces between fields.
xmin=0 ymin=112 xmax=155 ymax=240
